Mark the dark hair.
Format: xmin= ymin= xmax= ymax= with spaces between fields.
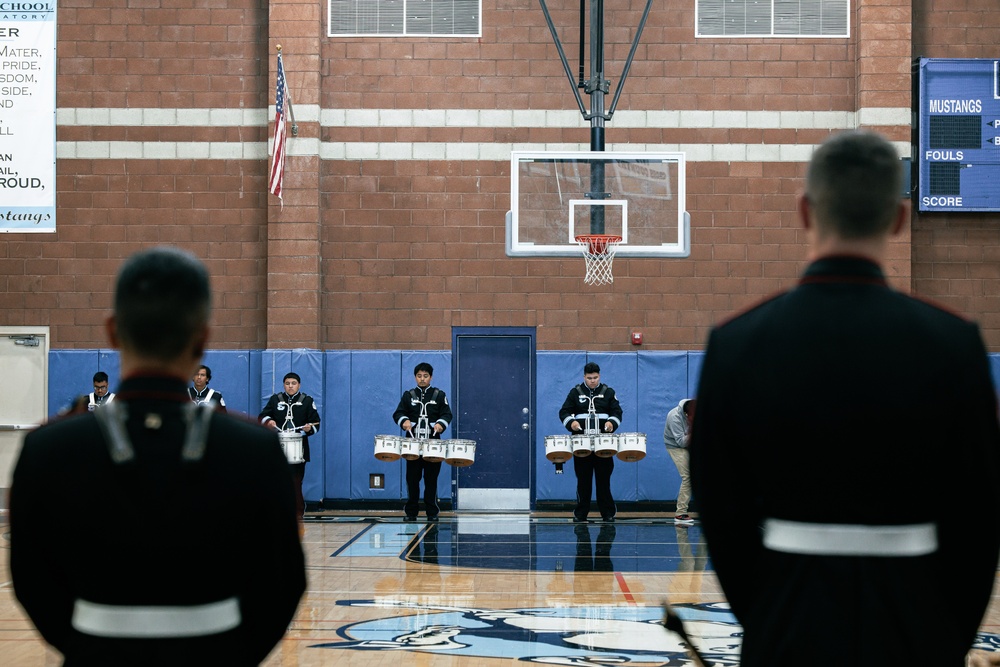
xmin=199 ymin=365 xmax=212 ymax=381
xmin=683 ymin=399 xmax=697 ymax=415
xmin=283 ymin=372 xmax=301 ymax=383
xmin=93 ymin=371 xmax=109 ymax=384
xmin=414 ymin=362 xmax=434 ymax=376
xmin=584 ymin=362 xmax=600 ymax=375
xmin=805 ymin=130 xmax=902 ymax=240
xmin=114 ymin=247 xmax=211 ymax=362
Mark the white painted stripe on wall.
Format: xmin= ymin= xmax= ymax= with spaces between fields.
xmin=56 ymin=139 xmax=912 ymax=161
xmin=58 ymin=107 xmax=910 ymax=130
xmin=53 ymin=106 xmax=912 ymax=161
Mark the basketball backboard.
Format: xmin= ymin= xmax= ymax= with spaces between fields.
xmin=506 ymin=151 xmax=689 ymax=258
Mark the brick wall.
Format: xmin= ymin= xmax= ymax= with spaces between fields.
xmin=5 ymin=0 xmax=993 ymax=352
xmin=1 ymin=1 xmax=271 ymax=349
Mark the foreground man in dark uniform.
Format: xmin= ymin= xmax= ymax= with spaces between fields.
xmin=690 ymin=131 xmax=1000 ymax=667
xmin=11 ymin=247 xmax=306 ymax=666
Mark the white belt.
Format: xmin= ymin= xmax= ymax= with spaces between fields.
xmin=72 ymin=597 xmax=241 ymax=638
xmin=763 ymin=519 xmax=938 ymax=557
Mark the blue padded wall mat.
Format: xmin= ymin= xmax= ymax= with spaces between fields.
xmin=48 ymin=348 xmax=1000 ymax=505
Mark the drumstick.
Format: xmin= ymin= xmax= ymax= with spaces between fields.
xmin=280 ymin=422 xmax=319 ymax=432
xmin=662 ymin=600 xmax=708 ymax=667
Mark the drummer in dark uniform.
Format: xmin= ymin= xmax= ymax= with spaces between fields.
xmin=559 ymin=362 xmax=623 ymax=523
xmin=259 ymin=372 xmax=321 ymax=519
xmin=189 ymin=364 xmax=226 ymax=412
xmin=88 ymin=371 xmax=116 ymax=411
xmin=393 ymin=362 xmax=453 ymax=522
xmin=10 ymin=246 xmax=305 ymax=665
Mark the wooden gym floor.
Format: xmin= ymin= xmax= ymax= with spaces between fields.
xmin=1 ymin=511 xmax=998 ymax=665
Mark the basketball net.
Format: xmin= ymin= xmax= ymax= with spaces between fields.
xmin=575 ymin=234 xmax=622 ymax=285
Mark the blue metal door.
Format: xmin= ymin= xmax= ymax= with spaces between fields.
xmin=452 ymin=328 xmax=535 ymax=510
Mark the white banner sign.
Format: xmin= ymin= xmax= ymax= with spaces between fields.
xmin=0 ymin=3 xmax=56 ymax=233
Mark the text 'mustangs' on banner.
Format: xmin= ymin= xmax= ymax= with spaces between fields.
xmin=0 ymin=3 xmax=56 ymax=233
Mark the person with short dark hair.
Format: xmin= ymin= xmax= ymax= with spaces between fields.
xmin=11 ymin=246 xmax=306 ymax=665
xmin=663 ymin=398 xmax=695 ymax=524
xmin=690 ymin=131 xmax=1000 ymax=667
xmin=558 ymin=362 xmax=623 ymax=523
xmin=393 ymin=362 xmax=453 ymax=521
xmin=259 ymin=372 xmax=321 ymax=519
xmin=189 ymin=364 xmax=226 ymax=412
xmin=87 ymin=371 xmax=115 ymax=411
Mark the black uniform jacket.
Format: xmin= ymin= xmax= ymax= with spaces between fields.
xmin=559 ymin=383 xmax=623 ymax=433
xmin=188 ymin=386 xmax=226 ymax=412
xmin=393 ymin=386 xmax=452 ymax=438
xmin=11 ymin=374 xmax=306 ymax=666
xmin=690 ymin=256 xmax=1000 ymax=667
xmin=259 ymin=392 xmax=321 ymax=461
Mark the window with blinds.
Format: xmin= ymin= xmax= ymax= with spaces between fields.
xmin=697 ymin=0 xmax=849 ymax=38
xmin=328 ymin=0 xmax=480 ymax=37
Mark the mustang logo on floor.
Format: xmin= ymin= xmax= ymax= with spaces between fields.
xmin=314 ymin=600 xmax=1000 ymax=665
xmin=314 ymin=600 xmax=743 ymax=665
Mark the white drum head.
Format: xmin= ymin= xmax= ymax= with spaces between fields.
xmin=544 ymin=434 xmax=573 ymax=463
xmin=593 ymin=434 xmax=618 ymax=458
xmin=422 ymin=441 xmax=445 ymax=462
xmin=445 ymin=439 xmax=476 ymax=467
xmin=571 ymin=434 xmax=593 ymax=457
xmin=399 ymin=438 xmax=421 ymax=460
xmin=616 ymin=432 xmax=647 ymax=462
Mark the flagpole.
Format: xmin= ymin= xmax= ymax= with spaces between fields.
xmin=268 ymin=45 xmax=289 ymax=204
xmin=280 ymin=46 xmax=298 ymax=137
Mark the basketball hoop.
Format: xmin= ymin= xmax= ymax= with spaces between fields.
xmin=575 ymin=234 xmax=622 ymax=285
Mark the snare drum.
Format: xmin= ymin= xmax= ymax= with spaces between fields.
xmin=399 ymin=438 xmax=422 ymax=460
xmin=571 ymin=434 xmax=594 ymax=457
xmin=544 ymin=435 xmax=573 ymax=463
xmin=444 ymin=439 xmax=476 ymax=467
xmin=374 ymin=434 xmax=402 ymax=461
xmin=422 ymin=440 xmax=446 ymax=462
xmin=593 ymin=434 xmax=618 ymax=458
xmin=616 ymin=432 xmax=647 ymax=462
xmin=278 ymin=431 xmax=305 ymax=464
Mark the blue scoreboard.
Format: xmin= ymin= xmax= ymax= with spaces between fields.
xmin=917 ymin=58 xmax=1000 ymax=212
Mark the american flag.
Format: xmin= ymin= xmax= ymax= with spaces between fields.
xmin=268 ymin=51 xmax=288 ymax=200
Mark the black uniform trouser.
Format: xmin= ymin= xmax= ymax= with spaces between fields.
xmin=290 ymin=462 xmax=305 ymax=518
xmin=405 ymin=458 xmax=441 ymax=518
xmin=573 ymin=454 xmax=616 ymax=520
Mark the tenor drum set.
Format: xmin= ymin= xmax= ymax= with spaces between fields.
xmin=545 ymin=432 xmax=646 ymax=462
xmin=373 ymin=435 xmax=477 ymax=467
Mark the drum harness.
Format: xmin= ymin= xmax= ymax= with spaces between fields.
xmin=407 ymin=388 xmax=442 ymax=440
xmin=74 ymin=400 xmax=243 ymax=639
xmin=555 ymin=386 xmax=606 ymax=474
xmin=581 ymin=389 xmax=602 ymax=436
xmin=189 ymin=386 xmax=217 ymax=406
xmin=574 ymin=384 xmax=613 ymax=435
xmin=280 ymin=394 xmax=300 ymax=432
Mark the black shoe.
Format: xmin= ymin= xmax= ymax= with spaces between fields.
xmin=602 ymin=516 xmax=615 ymax=523
xmin=405 ymin=515 xmax=417 ymax=522
xmin=572 ymin=516 xmax=588 ymax=523
xmin=427 ymin=516 xmax=439 ymax=522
